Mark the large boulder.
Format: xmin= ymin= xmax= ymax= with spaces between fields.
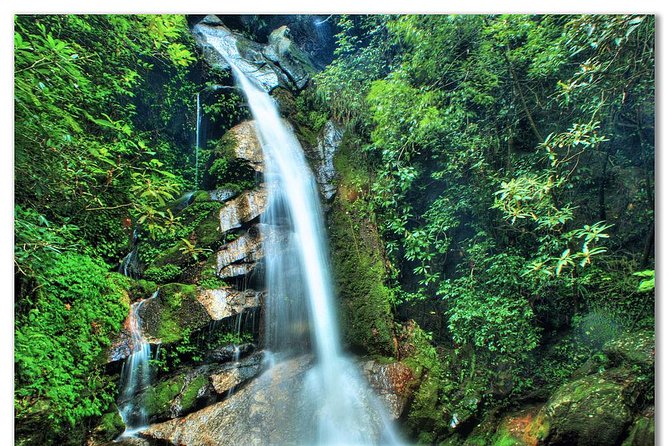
xmin=263 ymin=26 xmax=315 ymax=90
xmin=141 ymin=355 xmax=399 ymax=445
xmin=118 ymin=352 xmax=263 ymax=426
xmin=216 ymin=225 xmax=264 ymax=279
xmin=221 ymin=121 xmax=264 ymax=173
xmin=360 ymin=360 xmax=415 ymax=419
xmin=141 ymin=355 xmax=314 ymax=445
xmin=604 ymin=330 xmax=655 ymax=370
xmin=539 ymin=373 xmax=633 ymax=445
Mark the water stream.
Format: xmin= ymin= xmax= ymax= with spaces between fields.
xmin=117 ymin=291 xmax=158 ymax=438
xmin=195 ymin=91 xmax=201 ymax=188
xmin=228 ymin=60 xmax=402 ymax=445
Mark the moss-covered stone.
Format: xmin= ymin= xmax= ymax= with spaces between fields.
xmin=192 ymin=190 xmax=212 ymax=203
xmin=180 ymin=375 xmax=208 ymax=412
xmin=145 ymin=376 xmax=185 ymax=419
xmin=622 ymin=412 xmax=654 ymax=446
xmin=91 ymin=410 xmax=125 ymax=442
xmin=326 ymin=129 xmax=397 ymax=357
xmin=127 ymin=278 xmax=158 ymax=301
xmin=540 ymin=373 xmax=633 ymax=445
xmin=140 ymin=283 xmax=210 ymax=344
xmin=393 ymin=321 xmax=450 ymax=443
xmin=604 ymin=330 xmax=655 ymax=370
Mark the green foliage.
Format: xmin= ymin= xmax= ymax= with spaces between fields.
xmin=15 ymin=14 xmax=197 ymax=257
xmin=317 ymin=14 xmax=654 ymax=442
xmin=633 ymin=270 xmax=655 ymax=293
xmin=144 ymin=264 xmax=183 ymax=283
xmin=15 ymin=253 xmax=129 ymax=432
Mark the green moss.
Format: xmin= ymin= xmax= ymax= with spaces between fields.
xmin=622 ymin=415 xmax=654 ymax=446
xmin=490 ymin=428 xmax=522 ymax=446
xmin=192 ymin=212 xmax=221 ymax=248
xmin=148 ymin=283 xmax=208 ymax=344
xmin=330 ymin=195 xmax=395 ymax=356
xmin=128 ymin=278 xmax=158 ymax=299
xmin=145 ymin=377 xmax=183 ymax=416
xmin=180 ymin=375 xmax=207 ymax=412
xmin=95 ymin=410 xmax=125 ymax=441
xmin=327 ymin=130 xmax=396 ymax=357
xmin=192 ymin=190 xmax=212 ymax=202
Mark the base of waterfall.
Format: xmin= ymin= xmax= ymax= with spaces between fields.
xmin=139 ymin=354 xmax=403 ymax=445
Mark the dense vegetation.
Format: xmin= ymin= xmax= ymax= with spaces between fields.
xmin=14 ymin=14 xmax=201 ymax=443
xmin=315 ymin=14 xmax=654 ymax=442
xmin=14 ymin=13 xmax=654 ymax=446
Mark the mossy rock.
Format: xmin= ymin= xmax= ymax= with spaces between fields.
xmin=127 ymin=279 xmax=158 ymax=301
xmin=329 ymin=199 xmax=395 ymax=356
xmin=328 ymin=132 xmax=396 ymax=357
xmin=139 ymin=283 xmax=211 ymax=344
xmin=604 ymin=330 xmax=655 ymax=370
xmin=90 ymin=409 xmax=125 ymax=443
xmin=180 ymin=375 xmax=209 ymax=413
xmin=621 ymin=412 xmax=654 ymax=446
xmin=540 ymin=373 xmax=632 ymax=445
xmin=144 ymin=375 xmax=185 ymax=420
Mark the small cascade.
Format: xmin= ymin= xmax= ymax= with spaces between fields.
xmin=227 ymin=59 xmax=403 ymax=445
xmin=195 ymin=92 xmax=202 ymax=188
xmin=117 ymin=291 xmax=158 ymax=438
xmin=119 ymin=229 xmax=140 ymax=279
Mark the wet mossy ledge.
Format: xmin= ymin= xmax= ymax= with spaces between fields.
xmin=327 ymin=129 xmax=397 ymax=357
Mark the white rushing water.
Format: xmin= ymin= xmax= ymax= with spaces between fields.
xmin=117 ymin=291 xmax=158 ymax=438
xmin=195 ymin=91 xmax=202 ymax=187
xmin=228 ymin=60 xmax=402 ymax=445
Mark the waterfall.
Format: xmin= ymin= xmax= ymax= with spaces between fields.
xmin=117 ymin=291 xmax=158 ymax=438
xmin=228 ymin=61 xmax=402 ymax=445
xmin=195 ymin=91 xmax=202 ymax=188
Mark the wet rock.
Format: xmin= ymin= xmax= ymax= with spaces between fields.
xmin=192 ymin=17 xmax=315 ymax=92
xmin=224 ymin=121 xmax=264 ymax=172
xmin=539 ymin=373 xmax=633 ymax=445
xmin=192 ymin=17 xmax=280 ymax=91
xmin=196 ymin=288 xmax=262 ymax=321
xmin=142 ymin=355 xmax=315 ymax=445
xmin=310 ymin=120 xmax=343 ymax=201
xmin=263 ymin=26 xmax=315 ymax=90
xmin=360 ymin=360 xmax=415 ymax=419
xmin=216 ymin=226 xmax=264 ymax=279
xmin=205 ymin=342 xmax=256 ymax=363
xmin=215 ymin=224 xmax=287 ymax=280
xmin=219 ymin=187 xmax=268 ymax=233
xmin=208 ymin=188 xmax=238 ymax=202
xmin=119 ymin=353 xmax=263 ymax=427
xmin=107 ymin=328 xmax=132 ymax=363
xmin=209 ymin=352 xmax=263 ymax=394
xmin=141 ymin=355 xmax=398 ymax=445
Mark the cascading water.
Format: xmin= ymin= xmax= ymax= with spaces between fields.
xmin=228 ymin=60 xmax=402 ymax=445
xmin=117 ymin=291 xmax=158 ymax=438
xmin=195 ymin=91 xmax=202 ymax=187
